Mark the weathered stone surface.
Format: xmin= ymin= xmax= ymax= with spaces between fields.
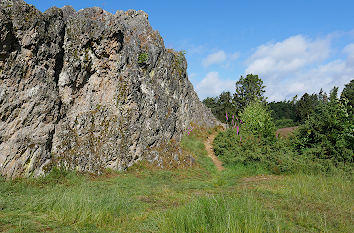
xmin=0 ymin=0 xmax=221 ymax=178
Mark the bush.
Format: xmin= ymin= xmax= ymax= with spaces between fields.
xmin=238 ymin=100 xmax=276 ymax=142
xmin=213 ymin=128 xmax=305 ymax=174
xmin=294 ymin=92 xmax=354 ymax=171
xmin=213 ymin=102 xmax=305 ymax=174
xmin=212 ymin=87 xmax=353 ymax=175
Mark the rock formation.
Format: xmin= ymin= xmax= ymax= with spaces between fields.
xmin=0 ymin=0 xmax=220 ymax=178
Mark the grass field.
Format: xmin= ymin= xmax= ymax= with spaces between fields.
xmin=0 ymin=131 xmax=353 ymax=232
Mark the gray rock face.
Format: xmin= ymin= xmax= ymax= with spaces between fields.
xmin=0 ymin=0 xmax=221 ymax=178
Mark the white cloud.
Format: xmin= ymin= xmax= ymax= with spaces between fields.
xmin=265 ymin=56 xmax=354 ymax=102
xmin=287 ymin=82 xmax=306 ymax=94
xmin=202 ymin=50 xmax=241 ymax=68
xmin=343 ymin=43 xmax=354 ymax=54
xmin=195 ymin=72 xmax=234 ymax=99
xmin=244 ymin=35 xmax=353 ymax=101
xmin=343 ymin=43 xmax=354 ymax=66
xmin=246 ymin=35 xmax=330 ymax=76
xmin=202 ymin=50 xmax=227 ymax=67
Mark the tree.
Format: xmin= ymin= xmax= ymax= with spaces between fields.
xmin=233 ymin=74 xmax=266 ymax=112
xmin=318 ymin=88 xmax=328 ymax=104
xmin=202 ymin=92 xmax=236 ymax=124
xmin=268 ymin=100 xmax=297 ymax=128
xmin=340 ymin=79 xmax=354 ymax=108
xmin=295 ymin=87 xmax=353 ymax=166
xmin=295 ymin=93 xmax=318 ymax=122
xmin=216 ymin=91 xmax=236 ymax=123
xmin=239 ymin=100 xmax=276 ymax=142
xmin=329 ymin=86 xmax=339 ymax=103
xmin=268 ymin=100 xmax=296 ymax=121
xmin=202 ymin=97 xmax=218 ymax=116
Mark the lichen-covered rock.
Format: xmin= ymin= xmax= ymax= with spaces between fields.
xmin=0 ymin=0 xmax=221 ymax=178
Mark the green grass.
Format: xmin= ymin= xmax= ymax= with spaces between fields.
xmin=158 ymin=194 xmax=270 ymax=233
xmin=0 ymin=130 xmax=353 ymax=232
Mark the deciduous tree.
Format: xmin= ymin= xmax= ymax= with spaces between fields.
xmin=233 ymin=74 xmax=266 ymax=112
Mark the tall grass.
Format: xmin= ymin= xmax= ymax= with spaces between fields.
xmin=0 ymin=171 xmax=138 ymax=232
xmin=158 ymin=194 xmax=277 ymax=233
xmin=250 ymin=173 xmax=354 ymax=233
xmin=0 ymin=129 xmax=352 ymax=232
xmin=181 ymin=134 xmax=217 ymax=174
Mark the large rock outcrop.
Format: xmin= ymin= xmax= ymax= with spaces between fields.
xmin=0 ymin=0 xmax=220 ymax=178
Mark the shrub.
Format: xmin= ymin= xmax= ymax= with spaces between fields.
xmin=239 ymin=100 xmax=276 ymax=143
xmin=213 ymin=128 xmax=304 ymax=174
xmin=294 ymin=89 xmax=354 ymax=171
xmin=212 ymin=100 xmax=338 ymax=174
xmin=213 ymin=87 xmax=353 ymax=175
xmin=213 ymin=101 xmax=304 ymax=174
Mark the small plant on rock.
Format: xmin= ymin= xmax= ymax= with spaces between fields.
xmin=138 ymin=52 xmax=148 ymax=65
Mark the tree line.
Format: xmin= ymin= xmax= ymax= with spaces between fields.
xmin=210 ymin=75 xmax=353 ymax=174
xmin=203 ymin=74 xmax=354 ymax=129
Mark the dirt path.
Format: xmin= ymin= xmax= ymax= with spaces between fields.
xmin=205 ymin=132 xmax=224 ymax=171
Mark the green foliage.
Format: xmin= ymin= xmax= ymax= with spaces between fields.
xmin=269 ymin=89 xmax=329 ymax=127
xmin=176 ymin=50 xmax=186 ymax=64
xmin=212 ymin=101 xmax=307 ymax=174
xmin=341 ymin=79 xmax=354 ymax=108
xmin=268 ymin=100 xmax=297 ymax=122
xmin=203 ymin=74 xmax=266 ymax=124
xmin=138 ymin=52 xmax=148 ymax=64
xmin=203 ymin=91 xmax=237 ymax=124
xmin=178 ymin=50 xmax=186 ymax=56
xmin=202 ymin=97 xmax=218 ymax=115
xmin=294 ymin=87 xmax=354 ymax=170
xmin=233 ymin=74 xmax=266 ymax=112
xmin=239 ymin=100 xmax=276 ymax=141
xmin=329 ymin=86 xmax=339 ymax=102
xmin=274 ymin=118 xmax=297 ymax=128
xmin=318 ymin=88 xmax=329 ymax=104
xmin=295 ymin=92 xmax=319 ymax=122
xmin=213 ymin=128 xmax=305 ymax=174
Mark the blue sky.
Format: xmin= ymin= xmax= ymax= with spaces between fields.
xmin=27 ymin=0 xmax=354 ymax=101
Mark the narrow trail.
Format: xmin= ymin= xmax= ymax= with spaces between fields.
xmin=204 ymin=132 xmax=224 ymax=171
